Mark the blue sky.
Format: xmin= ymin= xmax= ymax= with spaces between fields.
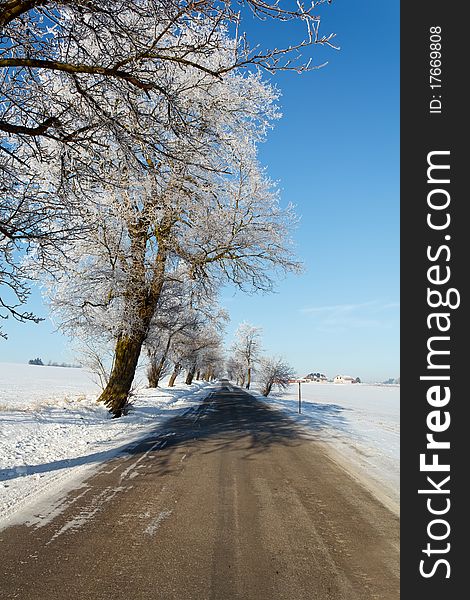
xmin=0 ymin=1 xmax=399 ymax=382
xmin=222 ymin=0 xmax=400 ymax=382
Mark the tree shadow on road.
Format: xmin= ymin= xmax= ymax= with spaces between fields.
xmin=0 ymin=385 xmax=349 ymax=482
xmin=160 ymin=387 xmax=350 ymax=461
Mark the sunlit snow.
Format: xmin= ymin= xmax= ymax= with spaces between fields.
xmin=0 ymin=363 xmax=214 ymax=529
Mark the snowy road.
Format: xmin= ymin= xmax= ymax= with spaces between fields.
xmin=0 ymin=383 xmax=399 ymax=600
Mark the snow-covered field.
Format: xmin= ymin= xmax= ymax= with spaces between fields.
xmin=0 ymin=362 xmax=215 ymax=529
xmin=251 ymin=382 xmax=400 ymax=514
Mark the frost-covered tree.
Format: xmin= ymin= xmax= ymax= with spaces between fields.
xmin=75 ymin=339 xmax=115 ymax=391
xmin=1 ymin=0 xmax=336 ymax=145
xmin=145 ymin=282 xmax=205 ymax=388
xmin=0 ymin=147 xmax=80 ymax=337
xmin=258 ymin=356 xmax=295 ymax=397
xmin=226 ymin=355 xmax=246 ymax=386
xmin=145 ymin=279 xmax=226 ymax=387
xmin=199 ymin=344 xmax=225 ymax=382
xmin=184 ymin=329 xmax=224 ymax=385
xmin=167 ymin=324 xmax=223 ymax=387
xmin=42 ymin=33 xmax=301 ymax=417
xmin=0 ymin=0 xmax=336 ymax=336
xmin=232 ymin=322 xmax=262 ymax=389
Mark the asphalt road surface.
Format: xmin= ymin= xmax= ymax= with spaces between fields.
xmin=0 ymin=382 xmax=399 ymax=600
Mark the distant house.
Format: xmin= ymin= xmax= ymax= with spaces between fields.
xmin=305 ymin=372 xmax=328 ymax=383
xmin=334 ymin=375 xmax=357 ymax=384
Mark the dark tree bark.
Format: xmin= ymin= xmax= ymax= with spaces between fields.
xmin=98 ymin=239 xmax=168 ymax=416
xmin=261 ymin=382 xmax=272 ymax=397
xmin=185 ymin=366 xmax=196 ymax=385
xmin=168 ymin=363 xmax=181 ymax=387
xmin=98 ymin=332 xmax=146 ymax=417
xmin=147 ymin=358 xmax=163 ymax=388
xmin=147 ymin=335 xmax=172 ymax=388
xmin=246 ymin=366 xmax=252 ymax=389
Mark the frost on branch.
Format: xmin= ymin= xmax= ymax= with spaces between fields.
xmin=1 ymin=0 xmax=335 ymax=336
xmin=231 ymin=322 xmax=263 ymax=389
xmin=39 ymin=31 xmax=303 ymax=416
xmin=258 ymin=356 xmax=296 ymax=397
xmin=144 ymin=278 xmax=227 ymax=387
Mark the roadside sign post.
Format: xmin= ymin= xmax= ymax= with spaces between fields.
xmin=298 ymin=381 xmax=302 ymax=414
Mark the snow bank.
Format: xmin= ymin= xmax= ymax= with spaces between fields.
xmin=250 ymin=383 xmax=399 ymax=514
xmin=0 ymin=363 xmax=215 ymax=529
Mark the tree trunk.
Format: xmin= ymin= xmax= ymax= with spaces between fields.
xmin=148 ymin=372 xmax=159 ymax=388
xmin=196 ymin=370 xmax=201 ymax=380
xmin=262 ymin=382 xmax=272 ymax=397
xmin=168 ymin=363 xmax=181 ymax=387
xmin=98 ymin=236 xmax=168 ymax=416
xmin=246 ymin=366 xmax=252 ymax=389
xmin=147 ymin=354 xmax=166 ymax=388
xmin=147 ymin=360 xmax=161 ymax=388
xmin=147 ymin=334 xmax=172 ymax=388
xmin=185 ymin=366 xmax=196 ymax=385
xmin=98 ymin=333 xmax=145 ymax=417
xmin=203 ymin=367 xmax=213 ymax=381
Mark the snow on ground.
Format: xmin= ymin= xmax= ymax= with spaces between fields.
xmin=250 ymin=382 xmax=400 ymax=514
xmin=0 ymin=362 xmax=215 ymax=529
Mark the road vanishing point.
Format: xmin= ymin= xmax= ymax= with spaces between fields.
xmin=0 ymin=382 xmax=399 ymax=600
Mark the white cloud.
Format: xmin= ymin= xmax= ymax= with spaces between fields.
xmin=300 ymin=300 xmax=399 ymax=331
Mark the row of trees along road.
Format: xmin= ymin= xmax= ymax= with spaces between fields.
xmin=1 ymin=0 xmax=337 ymax=416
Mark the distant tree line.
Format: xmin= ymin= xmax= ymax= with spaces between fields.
xmin=382 ymin=377 xmax=400 ymax=385
xmin=28 ymin=358 xmax=43 ymax=366
xmin=28 ymin=358 xmax=81 ymax=368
